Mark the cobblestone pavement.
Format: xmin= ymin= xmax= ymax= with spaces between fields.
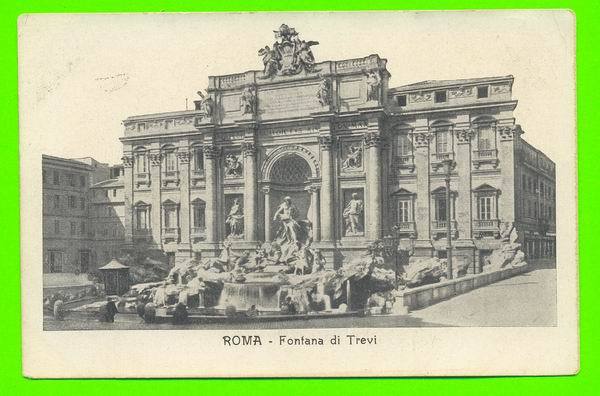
xmin=44 ymin=260 xmax=556 ymax=330
xmin=408 ymin=259 xmax=557 ymax=327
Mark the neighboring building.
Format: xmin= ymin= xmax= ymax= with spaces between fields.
xmin=119 ymin=26 xmax=556 ymax=271
xmin=42 ymin=155 xmax=126 ymax=274
xmin=42 ymin=155 xmax=109 ymax=273
xmin=89 ymin=173 xmax=126 ymax=268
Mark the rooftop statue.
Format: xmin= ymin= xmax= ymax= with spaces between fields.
xmin=258 ymin=24 xmax=319 ymax=78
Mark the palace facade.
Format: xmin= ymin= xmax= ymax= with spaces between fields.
xmin=119 ymin=26 xmax=556 ymax=271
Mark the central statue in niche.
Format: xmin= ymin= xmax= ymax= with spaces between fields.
xmin=272 ymin=196 xmax=312 ymax=261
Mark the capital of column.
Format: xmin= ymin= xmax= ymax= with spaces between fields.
xmin=122 ymin=155 xmax=133 ymax=168
xmin=203 ymin=145 xmax=221 ymax=160
xmin=455 ymin=128 xmax=476 ymax=144
xmin=177 ymin=150 xmax=191 ymax=164
xmin=261 ymin=185 xmax=271 ymax=195
xmin=305 ymin=185 xmax=320 ymax=194
xmin=148 ymin=153 xmax=162 ymax=167
xmin=242 ymin=142 xmax=256 ymax=157
xmin=363 ymin=132 xmax=382 ymax=148
xmin=412 ymin=132 xmax=433 ymax=148
xmin=498 ymin=124 xmax=523 ymax=141
xmin=318 ymin=136 xmax=336 ymax=151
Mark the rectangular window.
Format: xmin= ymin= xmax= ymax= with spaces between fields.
xmin=135 ymin=153 xmax=147 ymax=174
xmin=478 ymin=125 xmax=494 ymax=150
xmin=136 ymin=208 xmax=149 ymax=229
xmin=435 ymin=196 xmax=447 ymax=221
xmin=67 ymin=174 xmax=75 ymax=187
xmin=81 ymin=221 xmax=86 ymax=234
xmin=397 ymin=200 xmax=412 ymax=223
xmin=477 ymin=86 xmax=489 ymax=98
xmin=48 ymin=251 xmax=63 ymax=273
xmin=53 ymin=170 xmax=60 ymax=185
xmin=434 ymin=90 xmax=447 ymax=103
xmin=70 ymin=221 xmax=76 ymax=235
xmin=194 ymin=205 xmax=205 ymax=228
xmin=436 ymin=130 xmax=449 ymax=153
xmin=80 ymin=197 xmax=85 ymax=210
xmin=164 ymin=206 xmax=177 ymax=229
xmin=113 ymin=189 xmax=117 ymax=197
xmin=80 ymin=175 xmax=86 ymax=187
xmin=42 ymin=170 xmax=47 ymax=184
xmin=194 ymin=149 xmax=204 ymax=171
xmin=478 ymin=196 xmax=493 ymax=220
xmin=68 ymin=195 xmax=76 ymax=208
xmin=164 ymin=152 xmax=176 ymax=172
xmin=54 ymin=195 xmax=60 ymax=209
xmin=522 ymin=174 xmax=527 ymax=191
xmin=397 ymin=134 xmax=412 ymax=156
xmin=396 ymin=95 xmax=407 ymax=106
xmin=54 ymin=220 xmax=60 ymax=234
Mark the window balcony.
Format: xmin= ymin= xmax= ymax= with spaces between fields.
xmin=392 ymin=221 xmax=416 ymax=237
xmin=472 ymin=219 xmax=501 ymax=238
xmin=135 ymin=173 xmax=151 ymax=189
xmin=392 ymin=155 xmax=415 ymax=172
xmin=191 ymin=226 xmax=206 ymax=240
xmin=162 ymin=171 xmax=180 ymax=187
xmin=162 ymin=227 xmax=180 ymax=242
xmin=133 ymin=228 xmax=152 ymax=239
xmin=472 ymin=149 xmax=499 ymax=169
xmin=430 ymin=151 xmax=455 ymax=170
xmin=431 ymin=219 xmax=458 ymax=239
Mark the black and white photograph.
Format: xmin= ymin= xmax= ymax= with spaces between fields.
xmin=19 ymin=11 xmax=578 ymax=377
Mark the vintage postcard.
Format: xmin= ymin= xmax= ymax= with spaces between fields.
xmin=19 ymin=11 xmax=578 ymax=377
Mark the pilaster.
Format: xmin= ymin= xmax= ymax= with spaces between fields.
xmin=148 ymin=152 xmax=162 ymax=247
xmin=242 ymin=131 xmax=258 ymax=242
xmin=412 ymin=128 xmax=433 ymax=254
xmin=177 ymin=148 xmax=191 ymax=256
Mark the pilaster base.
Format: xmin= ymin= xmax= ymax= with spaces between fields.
xmin=413 ymin=239 xmax=434 ymax=257
xmin=194 ymin=242 xmax=222 ymax=259
xmin=312 ymin=240 xmax=337 ymax=269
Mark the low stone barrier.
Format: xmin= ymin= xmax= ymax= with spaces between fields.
xmin=397 ymin=263 xmax=531 ymax=311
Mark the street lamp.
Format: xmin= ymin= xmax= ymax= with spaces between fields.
xmin=442 ymin=159 xmax=456 ymax=279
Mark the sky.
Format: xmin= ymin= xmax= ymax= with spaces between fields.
xmin=18 ymin=11 xmax=574 ymax=166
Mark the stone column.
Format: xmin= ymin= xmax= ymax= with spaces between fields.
xmin=318 ymin=135 xmax=335 ymax=242
xmin=364 ymin=130 xmax=382 ymax=240
xmin=177 ymin=149 xmax=191 ymax=257
xmin=243 ymin=142 xmax=257 ymax=242
xmin=306 ymin=185 xmax=320 ymax=241
xmin=149 ymin=152 xmax=162 ymax=247
xmin=203 ymin=145 xmax=220 ymax=244
xmin=412 ymin=129 xmax=433 ymax=256
xmin=262 ymin=186 xmax=272 ymax=241
xmin=121 ymin=155 xmax=134 ymax=247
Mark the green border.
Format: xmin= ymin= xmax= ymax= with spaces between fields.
xmin=2 ymin=0 xmax=595 ymax=393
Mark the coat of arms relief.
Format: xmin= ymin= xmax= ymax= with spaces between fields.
xmin=258 ymin=24 xmax=320 ymax=78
